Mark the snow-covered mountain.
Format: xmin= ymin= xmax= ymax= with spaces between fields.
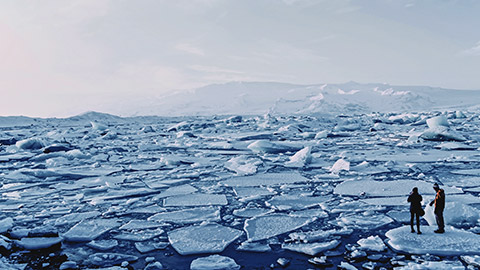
xmin=136 ymin=81 xmax=480 ymax=116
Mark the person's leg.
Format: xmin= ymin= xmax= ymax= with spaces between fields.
xmin=410 ymin=211 xmax=415 ymax=232
xmin=438 ymin=211 xmax=445 ymax=231
xmin=416 ymin=213 xmax=421 ymax=234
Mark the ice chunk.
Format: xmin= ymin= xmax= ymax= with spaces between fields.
xmin=86 ymin=253 xmax=138 ymax=267
xmin=86 ymin=240 xmax=118 ymax=251
xmin=289 ymin=208 xmax=329 ymax=218
xmin=435 ymin=142 xmax=476 ymax=150
xmin=233 ymin=186 xmax=275 ymax=202
xmin=451 ymin=169 xmax=480 ymax=176
xmin=119 ymin=220 xmax=164 ymax=230
xmin=426 ymin=115 xmax=449 ymax=128
xmin=314 ymin=130 xmax=328 ymax=139
xmin=190 ymin=255 xmax=240 ymax=270
xmin=134 ymin=241 xmax=168 ymax=253
xmin=357 ymin=235 xmax=386 ymax=251
xmin=334 ymin=179 xmax=462 ymax=197
xmin=153 ymin=184 xmax=197 ymax=199
xmin=236 ymin=241 xmax=272 ymax=252
xmin=114 ymin=228 xmax=164 ymax=241
xmin=421 ymin=126 xmax=466 ymax=141
xmin=221 ymin=172 xmax=310 ymax=187
xmin=244 ymin=214 xmax=315 ymax=241
xmin=232 ymin=207 xmax=273 ymax=218
xmin=63 ymin=219 xmax=120 ymax=242
xmin=285 ymin=146 xmax=312 ymax=168
xmin=15 ymin=237 xmax=62 ymax=250
xmin=350 ymin=161 xmax=390 ymax=175
xmin=16 ymin=138 xmax=44 ymax=150
xmin=225 ymin=156 xmax=261 ymax=176
xmin=55 ymin=211 xmax=101 ymax=226
xmin=461 ymin=255 xmax=480 ymax=267
xmin=148 ymin=207 xmax=220 ymax=224
xmin=247 ymin=140 xmax=302 ymax=154
xmin=0 ymin=217 xmax=13 ymax=234
xmin=330 ymin=159 xmax=350 ymax=174
xmin=288 ymin=228 xmax=352 ymax=242
xmin=334 ymin=213 xmax=393 ymax=229
xmin=386 ymin=225 xmax=480 ymax=255
xmin=281 ymin=240 xmax=340 ymax=256
xmin=395 ymin=260 xmax=465 ymax=270
xmin=168 ymin=223 xmax=243 ymax=255
xmin=266 ymin=195 xmax=330 ymax=210
xmin=164 ymin=193 xmax=227 ymax=207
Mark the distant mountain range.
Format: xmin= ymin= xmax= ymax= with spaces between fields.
xmin=133 ymin=81 xmax=480 ymax=116
xmin=2 ymin=82 xmax=480 ymax=123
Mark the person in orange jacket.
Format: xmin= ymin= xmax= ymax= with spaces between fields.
xmin=429 ymin=183 xmax=445 ymax=233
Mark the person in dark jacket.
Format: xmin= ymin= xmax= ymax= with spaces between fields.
xmin=429 ymin=183 xmax=445 ymax=233
xmin=408 ymin=187 xmax=422 ymax=234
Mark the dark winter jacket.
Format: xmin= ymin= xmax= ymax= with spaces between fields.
xmin=432 ymin=189 xmax=445 ymax=213
xmin=408 ymin=192 xmax=423 ymax=213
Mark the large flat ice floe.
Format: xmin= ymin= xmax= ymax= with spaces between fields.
xmin=168 ymin=223 xmax=243 ymax=255
xmin=62 ymin=219 xmax=120 ymax=242
xmin=244 ymin=214 xmax=315 ymax=241
xmin=334 ymin=179 xmax=462 ymax=197
xmin=386 ymin=225 xmax=480 ymax=256
xmin=221 ymin=172 xmax=310 ymax=187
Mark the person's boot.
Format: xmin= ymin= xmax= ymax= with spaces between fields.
xmin=434 ymin=229 xmax=444 ymax=234
xmin=417 ymin=226 xmax=421 ymax=234
xmin=411 ymin=227 xmax=415 ymax=233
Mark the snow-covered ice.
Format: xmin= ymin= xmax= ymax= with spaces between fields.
xmin=244 ymin=214 xmax=315 ymax=241
xmin=190 ymin=255 xmax=240 ymax=270
xmin=168 ymin=223 xmax=243 ymax=255
xmin=386 ymin=225 xmax=480 ymax=255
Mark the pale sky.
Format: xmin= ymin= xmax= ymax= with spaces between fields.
xmin=1 ymin=0 xmax=479 ymax=117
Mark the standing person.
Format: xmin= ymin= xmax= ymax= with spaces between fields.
xmin=429 ymin=183 xmax=445 ymax=233
xmin=408 ymin=187 xmax=422 ymax=234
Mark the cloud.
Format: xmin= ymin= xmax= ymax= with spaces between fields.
xmin=189 ymin=65 xmax=244 ymax=74
xmin=175 ymin=43 xmax=206 ymax=56
xmin=462 ymin=41 xmax=480 ymax=56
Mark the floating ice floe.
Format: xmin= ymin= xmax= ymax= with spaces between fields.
xmin=288 ymin=228 xmax=352 ymax=242
xmin=148 ymin=207 xmax=220 ymax=224
xmin=15 ymin=237 xmax=62 ymax=250
xmin=334 ymin=179 xmax=462 ymax=197
xmin=421 ymin=126 xmax=466 ymax=141
xmin=386 ymin=225 xmax=480 ymax=255
xmin=15 ymin=138 xmax=44 ymax=150
xmin=266 ymin=195 xmax=331 ymax=210
xmin=86 ymin=240 xmax=118 ymax=251
xmin=232 ymin=207 xmax=273 ymax=218
xmin=0 ymin=217 xmax=13 ymax=233
xmin=134 ymin=241 xmax=168 ymax=253
xmin=233 ymin=186 xmax=275 ymax=202
xmin=426 ymin=115 xmax=449 ymax=128
xmin=63 ymin=219 xmax=120 ymax=242
xmin=190 ymin=255 xmax=240 ymax=270
xmin=461 ymin=255 xmax=480 ymax=268
xmin=451 ymin=169 xmax=480 ymax=176
xmin=334 ymin=213 xmax=393 ymax=229
xmin=236 ymin=241 xmax=272 ymax=252
xmin=114 ymin=228 xmax=164 ymax=241
xmin=282 ymin=240 xmax=340 ymax=256
xmin=222 ymin=172 xmax=310 ymax=187
xmin=163 ymin=193 xmax=227 ymax=207
xmin=330 ymin=159 xmax=350 ymax=174
xmin=395 ymin=260 xmax=465 ymax=270
xmin=86 ymin=253 xmax=138 ymax=267
xmin=119 ymin=220 xmax=164 ymax=230
xmin=153 ymin=184 xmax=197 ymax=199
xmin=244 ymin=214 xmax=315 ymax=242
xmin=54 ymin=211 xmax=101 ymax=226
xmin=434 ymin=142 xmax=476 ymax=150
xmin=247 ymin=140 xmax=302 ymax=154
xmin=350 ymin=161 xmax=390 ymax=175
xmin=225 ymin=156 xmax=261 ymax=176
xmin=168 ymin=223 xmax=243 ymax=255
xmin=285 ymin=146 xmax=312 ymax=168
xmin=356 ymin=235 xmax=386 ymax=251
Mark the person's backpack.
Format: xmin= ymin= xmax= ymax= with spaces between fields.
xmin=419 ymin=207 xmax=425 ymax=217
